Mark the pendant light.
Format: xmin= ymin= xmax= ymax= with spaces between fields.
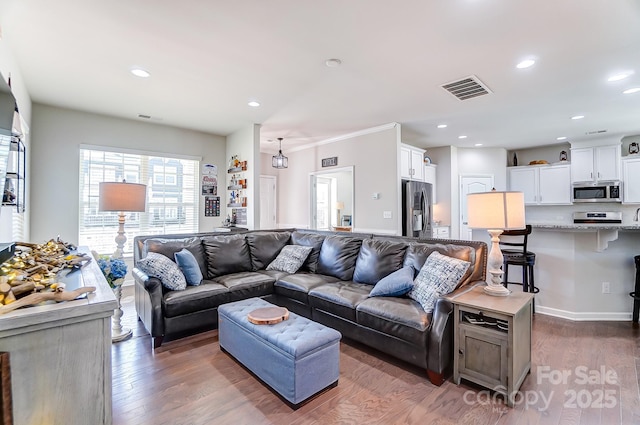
xmin=272 ymin=137 xmax=288 ymax=169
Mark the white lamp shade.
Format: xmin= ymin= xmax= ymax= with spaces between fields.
xmin=467 ymin=191 xmax=525 ymax=230
xmin=99 ymin=182 xmax=147 ymax=212
xmin=335 ymin=201 xmax=345 ymax=210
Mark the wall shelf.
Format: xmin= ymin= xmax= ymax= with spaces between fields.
xmin=2 ymin=136 xmax=25 ymax=212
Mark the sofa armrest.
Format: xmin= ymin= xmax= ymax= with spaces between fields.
xmin=133 ymin=267 xmax=165 ymax=338
xmin=426 ymin=296 xmax=454 ymax=376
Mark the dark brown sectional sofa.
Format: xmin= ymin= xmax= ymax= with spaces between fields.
xmin=132 ymin=229 xmax=487 ymax=385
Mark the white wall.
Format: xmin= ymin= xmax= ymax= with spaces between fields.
xmin=277 ymin=124 xmax=399 ymax=234
xmin=0 ymin=36 xmax=32 ymax=242
xmin=226 ymin=124 xmax=260 ymax=229
xmin=30 ymin=104 xmax=227 ymax=244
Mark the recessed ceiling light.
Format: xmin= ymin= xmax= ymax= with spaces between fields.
xmin=474 ymin=143 xmax=483 ymax=147
xmin=571 ymin=115 xmax=585 ymax=120
xmin=437 ymin=124 xmax=447 ymax=129
xmin=248 ymin=101 xmax=260 ymax=107
xmin=516 ymin=59 xmax=536 ymax=69
xmin=325 ymin=58 xmax=342 ymax=68
xmin=130 ymin=68 xmax=150 ymax=78
xmin=608 ymin=72 xmax=633 ymax=82
xmin=557 ymin=136 xmax=567 ymax=140
xmin=623 ymin=87 xmax=640 ymax=94
xmin=458 ymin=135 xmax=467 ymax=139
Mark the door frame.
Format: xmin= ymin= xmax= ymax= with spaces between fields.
xmin=309 ymin=166 xmax=355 ymax=230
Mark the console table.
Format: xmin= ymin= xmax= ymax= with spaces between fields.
xmin=0 ymin=248 xmax=117 ymax=424
xmin=451 ymin=286 xmax=533 ymax=407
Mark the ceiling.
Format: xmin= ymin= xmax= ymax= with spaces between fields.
xmin=1 ymin=0 xmax=640 ymax=154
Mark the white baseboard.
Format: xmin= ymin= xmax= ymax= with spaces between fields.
xmin=536 ymin=305 xmax=632 ymax=321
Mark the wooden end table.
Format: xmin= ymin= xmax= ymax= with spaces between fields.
xmin=450 ymin=285 xmax=534 ymax=407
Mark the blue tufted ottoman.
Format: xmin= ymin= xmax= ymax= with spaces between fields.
xmin=218 ymin=297 xmax=341 ymax=408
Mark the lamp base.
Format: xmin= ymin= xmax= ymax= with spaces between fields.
xmin=483 ymin=284 xmax=511 ymax=297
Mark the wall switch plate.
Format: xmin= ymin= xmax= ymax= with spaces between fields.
xmin=383 ymin=211 xmax=392 ymax=219
xmin=372 ymin=193 xmax=380 ymax=200
xmin=602 ymin=281 xmax=611 ymax=294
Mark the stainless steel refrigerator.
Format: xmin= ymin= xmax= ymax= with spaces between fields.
xmin=402 ymin=180 xmax=433 ymax=238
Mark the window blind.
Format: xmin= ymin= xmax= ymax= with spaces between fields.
xmin=79 ymin=147 xmax=199 ymax=256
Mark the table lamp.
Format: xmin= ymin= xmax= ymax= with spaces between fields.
xmin=99 ymin=181 xmax=147 ymax=259
xmin=467 ymin=190 xmax=525 ymax=296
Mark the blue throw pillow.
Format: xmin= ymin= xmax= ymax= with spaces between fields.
xmin=174 ymin=248 xmax=203 ymax=286
xmin=369 ymin=265 xmax=415 ymax=297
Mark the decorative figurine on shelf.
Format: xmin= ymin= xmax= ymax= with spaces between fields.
xmin=630 ymin=142 xmax=639 ymax=155
xmin=559 ymin=150 xmax=568 ymax=161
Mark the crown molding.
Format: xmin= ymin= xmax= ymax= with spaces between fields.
xmin=287 ymin=122 xmax=399 ymax=153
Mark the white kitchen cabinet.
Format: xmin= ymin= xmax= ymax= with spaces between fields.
xmin=571 ymin=145 xmax=620 ymax=183
xmin=432 ymin=226 xmax=450 ymax=239
xmin=622 ymin=156 xmax=640 ymax=203
xmin=400 ymin=144 xmax=425 ymax=181
xmin=508 ymin=164 xmax=571 ymax=205
xmin=508 ymin=167 xmax=538 ymax=205
xmin=538 ymin=164 xmax=571 ymax=204
xmin=424 ymin=163 xmax=437 ymax=203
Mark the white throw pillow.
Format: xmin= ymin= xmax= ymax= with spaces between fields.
xmin=408 ymin=251 xmax=470 ymax=313
xmin=137 ymin=252 xmax=187 ymax=291
xmin=266 ymin=245 xmax=313 ymax=274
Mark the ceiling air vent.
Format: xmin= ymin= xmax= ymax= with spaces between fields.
xmin=585 ymin=129 xmax=607 ymax=135
xmin=441 ymin=75 xmax=492 ymax=101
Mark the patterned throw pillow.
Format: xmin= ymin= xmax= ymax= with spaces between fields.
xmin=408 ymin=251 xmax=470 ymax=313
xmin=137 ymin=252 xmax=187 ymax=291
xmin=266 ymin=245 xmax=313 ymax=274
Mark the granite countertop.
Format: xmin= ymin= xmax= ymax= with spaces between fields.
xmin=531 ymin=223 xmax=640 ymax=230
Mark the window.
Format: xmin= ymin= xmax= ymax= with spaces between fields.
xmin=79 ymin=147 xmax=200 ymax=255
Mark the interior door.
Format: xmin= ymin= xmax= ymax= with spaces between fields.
xmin=259 ymin=175 xmax=276 ymax=229
xmin=459 ymin=175 xmax=494 ymax=240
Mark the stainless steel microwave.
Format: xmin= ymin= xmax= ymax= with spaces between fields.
xmin=572 ymin=181 xmax=621 ymax=203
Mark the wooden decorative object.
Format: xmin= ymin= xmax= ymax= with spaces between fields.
xmin=247 ymin=306 xmax=289 ymax=325
xmin=0 ymin=287 xmax=96 ymax=315
xmin=0 ymin=352 xmax=12 ymax=425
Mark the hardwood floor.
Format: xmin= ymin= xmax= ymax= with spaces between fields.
xmin=112 ymin=288 xmax=640 ymax=425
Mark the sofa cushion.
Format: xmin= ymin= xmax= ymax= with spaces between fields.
xmin=202 ymin=234 xmax=252 ymax=278
xmin=266 ymin=245 xmax=313 ymax=274
xmin=308 ymin=281 xmax=372 ymax=322
xmin=174 ymin=248 xmax=203 ymax=286
xmin=137 ymin=252 xmax=187 ymax=291
xmin=246 ymin=231 xmax=291 ymax=270
xmin=403 ymin=242 xmax=474 ymax=288
xmin=369 ymin=265 xmax=414 ymax=297
xmin=408 ymin=251 xmax=471 ymax=313
xmin=143 ymin=237 xmax=207 ymax=277
xmin=163 ymin=280 xmax=229 ymax=317
xmin=291 ymin=231 xmax=325 ymax=273
xmin=316 ymin=235 xmax=362 ymax=281
xmin=215 ymin=271 xmax=275 ymax=302
xmin=274 ymin=273 xmax=341 ymax=303
xmin=353 ymin=239 xmax=407 ymax=285
xmin=356 ymin=297 xmax=430 ymax=346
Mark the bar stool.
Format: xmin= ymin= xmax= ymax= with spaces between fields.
xmin=629 ymin=255 xmax=640 ymax=323
xmin=500 ymin=225 xmax=539 ymax=295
